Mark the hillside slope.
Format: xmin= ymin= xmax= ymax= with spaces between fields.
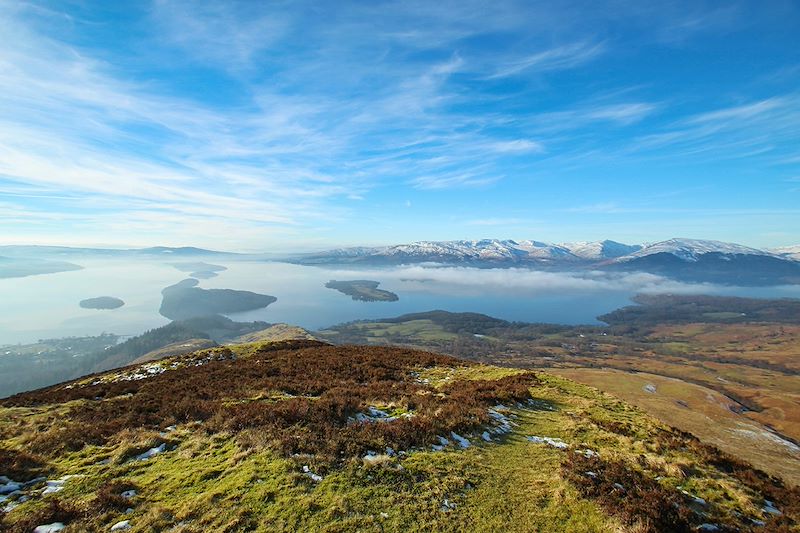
xmin=1 ymin=342 xmax=797 ymax=532
xmin=319 ymin=304 xmax=800 ymax=485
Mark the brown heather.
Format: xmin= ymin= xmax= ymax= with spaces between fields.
xmin=2 ymin=342 xmax=538 ymax=469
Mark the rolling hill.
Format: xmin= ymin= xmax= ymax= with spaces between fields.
xmin=1 ymin=341 xmax=797 ymax=532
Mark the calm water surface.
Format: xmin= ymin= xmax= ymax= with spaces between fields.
xmin=2 ymin=259 xmax=799 ymax=345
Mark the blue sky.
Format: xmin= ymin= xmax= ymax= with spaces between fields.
xmin=0 ymin=1 xmax=798 ymax=251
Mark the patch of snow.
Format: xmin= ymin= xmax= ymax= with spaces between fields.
xmin=450 ymin=432 xmax=470 ymax=448
xmin=577 ymin=449 xmax=599 ymax=458
xmin=120 ymin=490 xmax=136 ymax=499
xmin=733 ymin=424 xmax=800 ymax=453
xmin=680 ymin=489 xmax=706 ymax=506
xmin=643 ymin=384 xmax=657 ymax=394
xmin=527 ymin=435 xmax=569 ymax=449
xmin=34 ymin=524 xmax=66 ymax=533
xmin=763 ymin=500 xmax=782 ymax=516
xmin=697 ymin=525 xmax=719 ymax=532
xmin=135 ymin=443 xmax=167 ymax=461
xmin=42 ymin=475 xmax=79 ymax=495
xmin=481 ymin=431 xmax=492 ymax=442
xmin=437 ymin=436 xmax=450 ymax=446
xmin=110 ymin=520 xmax=132 ymax=531
xmin=302 ymin=465 xmax=322 ymax=482
xmin=0 ymin=482 xmax=21 ymax=495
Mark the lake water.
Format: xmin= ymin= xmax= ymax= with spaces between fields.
xmin=2 ymin=258 xmax=800 ymax=345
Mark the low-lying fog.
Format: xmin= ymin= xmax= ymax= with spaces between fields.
xmin=2 ymin=258 xmax=800 ymax=345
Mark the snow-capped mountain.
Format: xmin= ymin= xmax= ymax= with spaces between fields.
xmin=293 ymin=237 xmax=800 ymax=285
xmin=559 ymin=240 xmax=642 ymax=260
xmin=299 ymin=239 xmax=581 ymax=265
xmin=359 ymin=239 xmax=580 ymax=264
xmin=607 ymin=238 xmax=800 ymax=285
xmin=772 ymin=245 xmax=800 ymax=261
xmin=614 ymin=238 xmax=779 ymax=263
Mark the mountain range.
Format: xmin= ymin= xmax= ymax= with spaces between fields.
xmin=293 ymin=238 xmax=800 ymax=286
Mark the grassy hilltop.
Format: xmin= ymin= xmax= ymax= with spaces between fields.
xmin=1 ymin=340 xmax=798 ymax=532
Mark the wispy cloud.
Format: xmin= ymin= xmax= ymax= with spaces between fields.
xmin=0 ymin=1 xmax=797 ymax=249
xmin=410 ymin=172 xmax=503 ymax=190
xmin=486 ymin=41 xmax=605 ymax=79
xmin=629 ymin=95 xmax=800 ymax=162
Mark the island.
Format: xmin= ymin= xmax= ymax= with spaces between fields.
xmin=159 ymin=278 xmax=277 ymax=320
xmin=79 ymin=296 xmax=125 ymax=310
xmin=325 ymin=280 xmax=399 ymax=302
xmin=170 ymin=261 xmax=228 ymax=279
xmin=0 ymin=256 xmax=83 ymax=279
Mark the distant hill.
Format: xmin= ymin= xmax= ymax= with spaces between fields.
xmin=598 ymin=293 xmax=800 ymax=327
xmin=0 ymin=255 xmax=82 ymax=279
xmin=0 ymin=245 xmax=233 ymax=259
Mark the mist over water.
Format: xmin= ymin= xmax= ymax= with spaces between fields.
xmin=2 ymin=258 xmax=800 ymax=345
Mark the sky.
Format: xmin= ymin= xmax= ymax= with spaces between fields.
xmin=0 ymin=0 xmax=799 ymax=252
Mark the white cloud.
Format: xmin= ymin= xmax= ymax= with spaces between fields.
xmin=328 ymin=265 xmax=716 ymax=297
xmin=486 ymin=41 xmax=605 ymax=79
xmin=489 ymin=140 xmax=545 ymax=153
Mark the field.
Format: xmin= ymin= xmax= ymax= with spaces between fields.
xmin=1 ymin=341 xmax=797 ymax=531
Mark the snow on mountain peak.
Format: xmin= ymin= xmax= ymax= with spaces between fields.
xmin=559 ymin=240 xmax=642 ymax=260
xmin=620 ymin=238 xmax=772 ymax=262
xmin=771 ymin=245 xmax=800 ymax=261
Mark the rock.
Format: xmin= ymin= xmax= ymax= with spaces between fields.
xmin=643 ymin=384 xmax=657 ymax=394
xmin=110 ymin=520 xmax=132 ymax=531
xmin=120 ymin=490 xmax=137 ymax=499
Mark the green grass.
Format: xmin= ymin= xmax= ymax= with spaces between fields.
xmin=2 ymin=353 xmax=795 ymax=532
